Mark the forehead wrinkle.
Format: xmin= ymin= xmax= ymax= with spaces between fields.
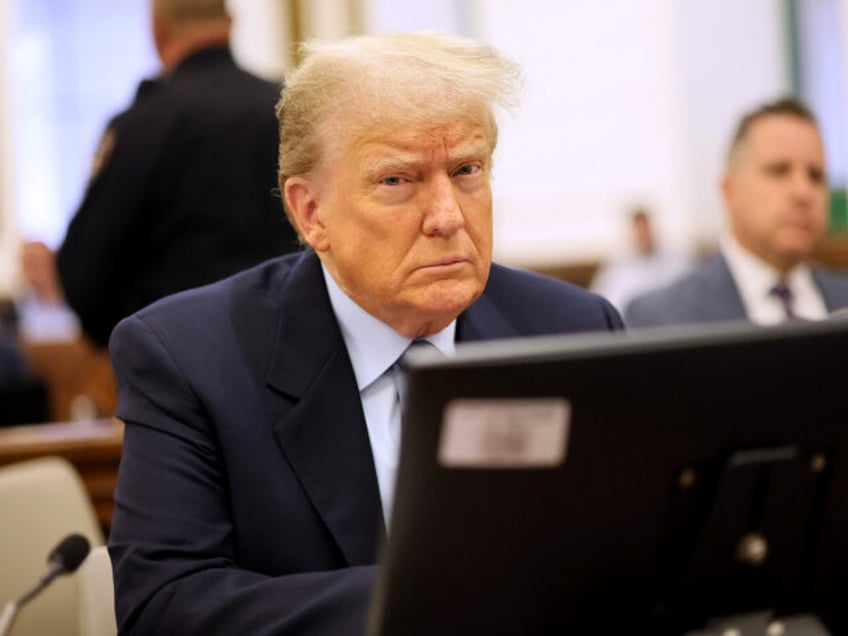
xmin=358 ymin=132 xmax=492 ymax=176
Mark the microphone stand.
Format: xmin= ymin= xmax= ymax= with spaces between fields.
xmin=0 ymin=534 xmax=90 ymax=636
xmin=0 ymin=601 xmax=19 ymax=636
xmin=0 ymin=561 xmax=64 ymax=636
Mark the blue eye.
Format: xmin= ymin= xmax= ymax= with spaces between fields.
xmin=381 ymin=176 xmax=403 ymax=186
xmin=454 ymin=164 xmax=479 ymax=177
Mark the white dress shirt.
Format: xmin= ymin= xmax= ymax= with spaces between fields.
xmin=14 ymin=292 xmax=81 ymax=342
xmin=591 ymin=249 xmax=692 ymax=313
xmin=721 ymin=234 xmax=828 ymax=325
xmin=321 ymin=266 xmax=455 ymax=522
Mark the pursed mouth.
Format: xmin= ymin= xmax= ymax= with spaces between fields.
xmin=418 ymin=257 xmax=469 ymax=270
xmin=783 ymin=219 xmax=816 ymax=232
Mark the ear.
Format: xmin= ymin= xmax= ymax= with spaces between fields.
xmin=284 ymin=177 xmax=330 ymax=251
xmin=720 ymin=171 xmax=734 ymax=212
xmin=152 ymin=13 xmax=166 ymax=51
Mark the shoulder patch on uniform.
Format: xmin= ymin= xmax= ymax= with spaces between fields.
xmin=88 ymin=127 xmax=117 ymax=184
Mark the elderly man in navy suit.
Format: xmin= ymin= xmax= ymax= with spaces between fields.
xmin=107 ymin=32 xmax=623 ymax=635
xmin=626 ymin=98 xmax=848 ymax=328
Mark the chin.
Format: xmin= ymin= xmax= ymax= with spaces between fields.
xmin=419 ymin=281 xmax=483 ymax=317
xmin=784 ymin=237 xmax=819 ymax=256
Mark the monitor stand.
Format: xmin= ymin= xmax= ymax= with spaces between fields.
xmin=684 ymin=610 xmax=831 ymax=636
xmin=657 ymin=444 xmax=831 ymax=631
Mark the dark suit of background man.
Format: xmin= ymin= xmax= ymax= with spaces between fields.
xmin=56 ymin=0 xmax=299 ymax=347
xmin=0 ymin=335 xmax=30 ymax=388
xmin=108 ymin=31 xmax=624 ymax=635
xmin=625 ymin=97 xmax=848 ymax=328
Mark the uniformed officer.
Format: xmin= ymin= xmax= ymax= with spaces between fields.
xmin=57 ymin=0 xmax=300 ymax=347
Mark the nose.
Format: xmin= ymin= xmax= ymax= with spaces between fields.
xmin=789 ymin=167 xmax=818 ymax=203
xmin=421 ymin=173 xmax=464 ymax=236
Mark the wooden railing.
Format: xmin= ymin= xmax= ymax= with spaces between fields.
xmin=0 ymin=418 xmax=124 ymax=534
xmin=527 ymin=233 xmax=848 ymax=288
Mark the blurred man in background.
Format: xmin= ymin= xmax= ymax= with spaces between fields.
xmin=0 ymin=272 xmax=47 ymax=425
xmin=0 ymin=335 xmax=30 ymax=389
xmin=15 ymin=242 xmax=80 ymax=343
xmin=625 ymin=97 xmax=848 ymax=327
xmin=56 ymin=0 xmax=299 ymax=347
xmin=590 ymin=206 xmax=691 ymax=312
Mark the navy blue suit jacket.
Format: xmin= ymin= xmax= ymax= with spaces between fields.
xmin=108 ymin=250 xmax=622 ymax=635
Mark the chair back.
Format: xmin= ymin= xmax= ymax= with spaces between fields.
xmin=76 ymin=546 xmax=116 ymax=636
xmin=0 ymin=456 xmax=104 ymax=636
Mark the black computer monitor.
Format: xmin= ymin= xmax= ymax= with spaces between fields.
xmin=368 ymin=319 xmax=848 ymax=635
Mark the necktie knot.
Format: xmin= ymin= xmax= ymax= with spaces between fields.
xmin=393 ymin=339 xmax=439 ymax=408
xmin=770 ymin=281 xmax=795 ymax=319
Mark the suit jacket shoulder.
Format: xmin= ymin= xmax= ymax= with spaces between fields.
xmin=813 ymin=267 xmax=848 ymax=314
xmin=623 ymin=253 xmax=747 ymax=328
xmin=470 ymin=263 xmax=624 ymax=337
xmin=109 ymin=250 xmax=377 ymax=635
xmin=124 ymin=256 xmax=623 ymax=366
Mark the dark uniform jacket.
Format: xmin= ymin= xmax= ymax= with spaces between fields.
xmin=57 ymin=46 xmax=299 ymax=346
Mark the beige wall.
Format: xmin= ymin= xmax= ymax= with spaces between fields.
xmin=0 ymin=1 xmax=822 ymax=290
xmin=228 ymin=0 xmax=289 ymax=80
xmin=295 ymin=0 xmax=789 ymax=266
xmin=472 ymin=0 xmax=786 ymax=266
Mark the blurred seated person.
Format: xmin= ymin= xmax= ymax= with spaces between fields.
xmin=0 ymin=309 xmax=48 ymax=426
xmin=12 ymin=242 xmax=115 ymax=421
xmin=0 ymin=332 xmax=30 ymax=388
xmin=590 ymin=207 xmax=692 ymax=312
xmin=15 ymin=241 xmax=80 ymax=343
xmin=625 ymin=97 xmax=848 ymax=328
xmin=107 ymin=31 xmax=624 ymax=635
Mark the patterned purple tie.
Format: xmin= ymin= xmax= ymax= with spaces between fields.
xmin=770 ymin=282 xmax=795 ymax=320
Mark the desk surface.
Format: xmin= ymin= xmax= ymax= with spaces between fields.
xmin=0 ymin=418 xmax=124 ymax=532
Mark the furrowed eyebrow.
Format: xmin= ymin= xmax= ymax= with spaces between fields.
xmin=450 ymin=140 xmax=491 ymax=164
xmin=365 ymin=156 xmax=421 ymax=177
xmin=361 ymin=139 xmax=492 ymax=179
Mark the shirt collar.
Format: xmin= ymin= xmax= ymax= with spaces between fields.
xmin=721 ymin=232 xmax=814 ymax=301
xmin=321 ymin=265 xmax=456 ymax=391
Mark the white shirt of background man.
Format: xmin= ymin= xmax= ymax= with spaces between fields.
xmin=721 ymin=233 xmax=827 ymax=324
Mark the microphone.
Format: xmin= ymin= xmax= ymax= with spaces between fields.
xmin=0 ymin=533 xmax=91 ymax=636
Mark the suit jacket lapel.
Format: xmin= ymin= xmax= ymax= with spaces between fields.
xmin=700 ymin=253 xmax=748 ymax=321
xmin=265 ymin=252 xmax=383 ymax=565
xmin=260 ymin=260 xmax=521 ymax=564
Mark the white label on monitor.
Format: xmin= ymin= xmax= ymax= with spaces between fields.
xmin=438 ymin=398 xmax=570 ymax=468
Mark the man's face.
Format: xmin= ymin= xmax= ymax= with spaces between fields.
xmin=295 ymin=118 xmax=494 ymax=337
xmin=723 ymin=114 xmax=828 ymax=272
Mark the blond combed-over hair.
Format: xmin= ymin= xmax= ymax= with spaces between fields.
xmin=275 ymin=31 xmax=522 ymax=225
